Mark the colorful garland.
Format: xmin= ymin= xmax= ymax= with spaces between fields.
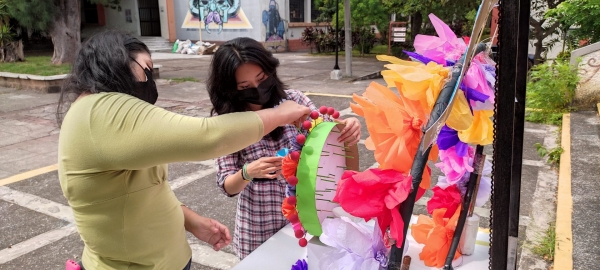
xmin=280 ymin=105 xmax=344 ymax=247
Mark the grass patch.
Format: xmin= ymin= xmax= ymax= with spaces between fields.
xmin=535 ymin=143 xmax=563 ymax=167
xmin=169 ymin=77 xmax=200 ymax=83
xmin=0 ymin=56 xmax=71 ymax=76
xmin=532 ymin=224 xmax=556 ymax=262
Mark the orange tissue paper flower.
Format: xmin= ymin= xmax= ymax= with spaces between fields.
xmin=281 ymin=155 xmax=298 ymax=180
xmin=351 ymin=82 xmax=438 ymax=190
xmin=411 ymin=206 xmax=462 ymax=268
xmin=282 ymin=197 xmax=297 ymax=220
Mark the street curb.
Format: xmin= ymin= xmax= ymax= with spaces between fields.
xmin=554 ymin=113 xmax=573 ymax=270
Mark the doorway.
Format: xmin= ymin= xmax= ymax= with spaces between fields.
xmin=138 ymin=0 xmax=161 ymax=36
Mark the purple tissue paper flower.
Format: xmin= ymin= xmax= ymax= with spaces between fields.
xmin=291 ymin=259 xmax=308 ymax=270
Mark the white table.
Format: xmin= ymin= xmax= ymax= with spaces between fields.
xmin=232 ymin=216 xmax=491 ymax=270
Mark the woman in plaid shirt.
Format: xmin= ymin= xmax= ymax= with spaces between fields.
xmin=206 ymin=37 xmax=362 ymax=259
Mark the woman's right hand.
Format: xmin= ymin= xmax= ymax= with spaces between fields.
xmin=276 ymin=100 xmax=311 ymax=127
xmin=246 ymin=157 xmax=284 ymax=180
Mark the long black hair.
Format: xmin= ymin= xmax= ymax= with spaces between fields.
xmin=56 ymin=30 xmax=151 ymax=126
xmin=207 ymin=37 xmax=288 ymax=141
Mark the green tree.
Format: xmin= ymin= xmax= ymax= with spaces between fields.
xmin=529 ymin=0 xmax=565 ymax=64
xmin=546 ymin=0 xmax=600 ymax=45
xmin=328 ymin=0 xmax=388 ymax=55
xmin=313 ymin=0 xmax=337 ymax=24
xmin=382 ymin=0 xmax=479 ymax=41
xmin=6 ymin=0 xmax=119 ymax=64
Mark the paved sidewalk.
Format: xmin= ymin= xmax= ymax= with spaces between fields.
xmin=570 ymin=111 xmax=600 ymax=270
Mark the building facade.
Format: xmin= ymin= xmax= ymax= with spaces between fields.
xmin=81 ymin=0 xmax=328 ymax=52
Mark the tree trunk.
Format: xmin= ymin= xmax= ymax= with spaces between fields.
xmin=410 ymin=12 xmax=423 ymax=41
xmin=48 ymin=0 xmax=81 ymax=64
xmin=2 ymin=40 xmax=25 ymax=62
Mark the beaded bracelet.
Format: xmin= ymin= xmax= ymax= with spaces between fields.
xmin=242 ymin=163 xmax=252 ymax=182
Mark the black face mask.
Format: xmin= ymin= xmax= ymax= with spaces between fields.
xmin=237 ymin=75 xmax=277 ymax=105
xmin=132 ymin=59 xmax=158 ymax=105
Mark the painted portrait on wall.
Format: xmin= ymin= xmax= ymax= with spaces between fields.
xmin=181 ymin=0 xmax=253 ymax=34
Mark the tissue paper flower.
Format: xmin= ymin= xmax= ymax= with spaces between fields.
xmin=281 ymin=155 xmax=298 ymax=180
xmin=282 ymin=197 xmax=297 ymax=220
xmin=380 ymin=62 xmax=449 ymax=112
xmin=350 ymin=81 xmax=438 ymax=189
xmin=458 ymin=110 xmax=494 ymax=145
xmin=438 ymin=158 xmax=493 ymax=207
xmin=435 ymin=145 xmax=474 ymax=184
xmin=427 ymin=185 xmax=462 ymax=218
xmin=291 ymin=259 xmax=308 ymax=270
xmin=411 ymin=207 xmax=462 ymax=267
xmin=413 ymin=14 xmax=467 ymax=64
xmin=334 ymin=169 xmax=412 ymax=247
xmin=464 ymin=62 xmax=495 ymax=104
xmin=319 ymin=217 xmax=389 ymax=270
xmin=436 ymin=125 xmax=469 ymax=154
xmin=445 ymin=91 xmax=474 ymax=131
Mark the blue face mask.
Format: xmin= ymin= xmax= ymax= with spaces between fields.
xmin=237 ymin=76 xmax=277 ymax=105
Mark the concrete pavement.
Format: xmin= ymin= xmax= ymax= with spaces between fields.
xmin=569 ymin=111 xmax=600 ymax=270
xmin=0 ymin=53 xmax=561 ymax=269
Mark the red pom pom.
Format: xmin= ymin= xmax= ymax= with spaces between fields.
xmin=310 ymin=111 xmax=320 ymax=120
xmin=299 ymin=238 xmax=308 ymax=247
xmin=327 ymin=107 xmax=335 ymax=115
xmin=288 ymin=195 xmax=297 ymax=205
xmin=302 ymin=120 xmax=312 ymax=130
xmin=287 ymin=176 xmax=298 ymax=186
xmin=289 ymin=213 xmax=299 ymax=223
xmin=319 ymin=106 xmax=328 ymax=114
xmin=296 ymin=134 xmax=306 ymax=145
xmin=332 ymin=111 xmax=340 ymax=119
xmin=294 ymin=229 xmax=304 ymax=239
xmin=290 ymin=151 xmax=300 ymax=161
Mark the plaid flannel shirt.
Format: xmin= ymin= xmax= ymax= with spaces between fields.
xmin=215 ymin=90 xmax=317 ymax=259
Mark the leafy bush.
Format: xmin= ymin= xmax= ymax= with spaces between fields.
xmin=526 ymin=60 xmax=579 ymax=125
xmin=352 ymin=27 xmax=377 ymax=55
xmin=303 ymin=26 xmax=343 ymax=54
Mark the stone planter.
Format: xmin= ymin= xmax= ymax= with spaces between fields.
xmin=0 ymin=65 xmax=161 ymax=94
xmin=0 ymin=72 xmax=67 ymax=93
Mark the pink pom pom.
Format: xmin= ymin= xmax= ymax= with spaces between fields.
xmin=299 ymin=238 xmax=308 ymax=247
xmin=319 ymin=106 xmax=328 ymax=114
xmin=290 ymin=151 xmax=300 ymax=161
xmin=287 ymin=176 xmax=298 ymax=186
xmin=288 ymin=195 xmax=297 ymax=205
xmin=302 ymin=121 xmax=312 ymax=130
xmin=289 ymin=213 xmax=299 ymax=223
xmin=310 ymin=111 xmax=320 ymax=120
xmin=332 ymin=111 xmax=340 ymax=119
xmin=327 ymin=107 xmax=335 ymax=115
xmin=294 ymin=229 xmax=304 ymax=239
xmin=296 ymin=134 xmax=306 ymax=145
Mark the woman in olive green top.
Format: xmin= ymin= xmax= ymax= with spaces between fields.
xmin=57 ymin=31 xmax=310 ymax=270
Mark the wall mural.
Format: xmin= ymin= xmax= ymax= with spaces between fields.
xmin=182 ymin=0 xmax=252 ymax=33
xmin=263 ymin=0 xmax=286 ymax=52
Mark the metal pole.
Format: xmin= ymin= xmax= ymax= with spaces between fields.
xmin=344 ymin=0 xmax=352 ymax=76
xmin=334 ymin=0 xmax=340 ymax=70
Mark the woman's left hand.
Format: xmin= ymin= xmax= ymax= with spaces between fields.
xmin=336 ymin=117 xmax=361 ymax=146
xmin=187 ymin=215 xmax=232 ymax=251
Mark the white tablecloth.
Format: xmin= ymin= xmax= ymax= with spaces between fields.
xmin=232 ymin=216 xmax=490 ymax=270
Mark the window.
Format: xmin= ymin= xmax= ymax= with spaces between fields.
xmin=311 ymin=0 xmax=322 ymax=22
xmin=289 ymin=0 xmax=305 ymax=23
